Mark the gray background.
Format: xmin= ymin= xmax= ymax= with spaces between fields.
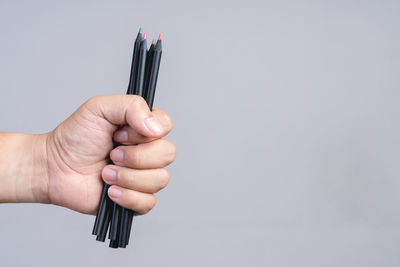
xmin=0 ymin=0 xmax=399 ymax=266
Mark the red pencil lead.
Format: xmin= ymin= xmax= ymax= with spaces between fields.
xmin=158 ymin=34 xmax=162 ymax=41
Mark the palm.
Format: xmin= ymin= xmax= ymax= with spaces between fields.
xmin=46 ymin=105 xmax=117 ymax=214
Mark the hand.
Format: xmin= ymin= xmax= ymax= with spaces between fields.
xmin=44 ymin=95 xmax=175 ymax=214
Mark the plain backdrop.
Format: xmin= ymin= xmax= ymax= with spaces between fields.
xmin=0 ymin=0 xmax=400 ymax=266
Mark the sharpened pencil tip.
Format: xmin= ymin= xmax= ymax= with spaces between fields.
xmin=158 ymin=34 xmax=162 ymax=41
xmin=152 ymin=39 xmax=155 ymax=45
xmin=139 ymin=27 xmax=143 ymax=34
xmin=143 ymin=33 xmax=147 ymax=40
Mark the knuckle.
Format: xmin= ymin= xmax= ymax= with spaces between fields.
xmin=87 ymin=95 xmax=100 ymax=105
xmin=84 ymin=95 xmax=102 ymax=110
xmin=157 ymin=169 xmax=170 ymax=190
xmin=137 ymin=195 xmax=156 ymax=214
xmin=164 ymin=113 xmax=173 ymax=132
xmin=161 ymin=140 xmax=176 ymax=165
xmin=127 ymin=146 xmax=142 ymax=167
xmin=146 ymin=195 xmax=157 ymax=213
xmin=128 ymin=193 xmax=139 ymax=210
xmin=115 ymin=168 xmax=126 ymax=185
xmin=128 ymin=95 xmax=146 ymax=109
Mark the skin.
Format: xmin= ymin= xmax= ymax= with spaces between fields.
xmin=0 ymin=95 xmax=176 ymax=216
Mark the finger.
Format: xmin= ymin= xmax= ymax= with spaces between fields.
xmin=110 ymin=139 xmax=176 ymax=169
xmin=108 ymin=185 xmax=156 ymax=215
xmin=102 ymin=166 xmax=169 ymax=193
xmin=85 ymin=95 xmax=164 ymax=138
xmin=113 ymin=108 xmax=173 ymax=145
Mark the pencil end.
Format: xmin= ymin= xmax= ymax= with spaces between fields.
xmin=158 ymin=34 xmax=162 ymax=41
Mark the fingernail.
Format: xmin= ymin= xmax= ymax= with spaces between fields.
xmin=144 ymin=117 xmax=163 ymax=135
xmin=110 ymin=149 xmax=124 ymax=163
xmin=109 ymin=187 xmax=122 ymax=199
xmin=103 ymin=168 xmax=117 ymax=183
xmin=114 ymin=129 xmax=128 ymax=142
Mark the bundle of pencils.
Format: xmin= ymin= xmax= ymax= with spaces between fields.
xmin=92 ymin=27 xmax=163 ymax=248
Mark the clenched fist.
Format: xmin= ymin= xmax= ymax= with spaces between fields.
xmin=0 ymin=95 xmax=176 ymax=216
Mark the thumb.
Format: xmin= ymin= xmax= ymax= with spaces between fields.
xmin=85 ymin=95 xmax=163 ymax=137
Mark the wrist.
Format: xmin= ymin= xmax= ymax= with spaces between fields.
xmin=30 ymin=133 xmax=50 ymax=204
xmin=0 ymin=133 xmax=50 ymax=204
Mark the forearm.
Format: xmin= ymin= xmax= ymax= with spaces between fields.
xmin=0 ymin=132 xmax=49 ymax=204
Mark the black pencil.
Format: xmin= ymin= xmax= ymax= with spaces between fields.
xmin=145 ymin=34 xmax=162 ymax=110
xmin=134 ymin=33 xmax=148 ymax=96
xmin=93 ymin=27 xmax=143 ymax=244
xmin=125 ymin=209 xmax=134 ymax=245
xmin=109 ymin=30 xmax=144 ymax=248
xmin=109 ymin=202 xmax=121 ymax=247
xmin=127 ymin=28 xmax=143 ymax=94
xmin=124 ymin=34 xmax=162 ymax=245
xmin=118 ymin=34 xmax=148 ymax=247
xmin=108 ymin=199 xmax=121 ymax=241
xmin=92 ymin=182 xmax=108 ymax=236
xmin=118 ymin=207 xmax=127 ymax=248
xmin=92 ymin=28 xmax=163 ymax=249
xmin=95 ymin=195 xmax=112 ymax=241
xmin=124 ymin=37 xmax=157 ymax=246
xmin=109 ymin=32 xmax=148 ymax=248
xmin=143 ymin=39 xmax=155 ymax=99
